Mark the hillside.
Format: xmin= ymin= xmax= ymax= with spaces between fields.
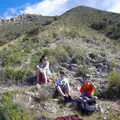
xmin=60 ymin=6 xmax=120 ymax=41
xmin=0 ymin=14 xmax=54 ymax=45
xmin=0 ymin=6 xmax=120 ymax=120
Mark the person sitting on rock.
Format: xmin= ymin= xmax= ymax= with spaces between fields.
xmin=79 ymin=75 xmax=97 ymax=102
xmin=36 ymin=55 xmax=52 ymax=85
xmin=55 ymin=71 xmax=72 ymax=101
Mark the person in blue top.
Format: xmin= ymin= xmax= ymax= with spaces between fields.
xmin=55 ymin=71 xmax=72 ymax=101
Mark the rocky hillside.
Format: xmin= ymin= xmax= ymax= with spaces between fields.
xmin=0 ymin=6 xmax=120 ymax=120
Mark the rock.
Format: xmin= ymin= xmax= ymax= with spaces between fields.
xmin=40 ymin=102 xmax=57 ymax=113
xmin=83 ymin=38 xmax=96 ymax=44
xmin=61 ymin=63 xmax=79 ymax=73
xmin=85 ymin=53 xmax=110 ymax=73
xmin=95 ymin=62 xmax=109 ymax=73
xmin=61 ymin=63 xmax=70 ymax=69
xmin=70 ymin=64 xmax=79 ymax=72
xmin=71 ymin=64 xmax=78 ymax=68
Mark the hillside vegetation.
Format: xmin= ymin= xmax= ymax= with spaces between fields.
xmin=0 ymin=6 xmax=120 ymax=120
xmin=0 ymin=14 xmax=54 ymax=45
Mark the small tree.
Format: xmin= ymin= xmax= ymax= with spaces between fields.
xmin=107 ymin=71 xmax=120 ymax=98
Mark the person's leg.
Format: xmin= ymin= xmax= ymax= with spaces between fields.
xmin=56 ymin=86 xmax=65 ymax=97
xmin=37 ymin=69 xmax=46 ymax=84
xmin=64 ymin=85 xmax=73 ymax=101
xmin=36 ymin=69 xmax=40 ymax=84
xmin=65 ymin=83 xmax=70 ymax=96
xmin=36 ymin=69 xmax=41 ymax=88
xmin=43 ymin=70 xmax=48 ymax=83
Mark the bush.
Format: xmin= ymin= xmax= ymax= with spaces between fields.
xmin=107 ymin=71 xmax=120 ymax=98
xmin=53 ymin=16 xmax=59 ymax=21
xmin=74 ymin=49 xmax=84 ymax=64
xmin=63 ymin=44 xmax=74 ymax=57
xmin=106 ymin=25 xmax=120 ymax=40
xmin=33 ymin=86 xmax=54 ymax=102
xmin=2 ymin=54 xmax=22 ymax=67
xmin=94 ymin=89 xmax=102 ymax=98
xmin=77 ymin=65 xmax=90 ymax=78
xmin=43 ymin=46 xmax=70 ymax=63
xmin=64 ymin=30 xmax=79 ymax=38
xmin=0 ymin=91 xmax=32 ymax=120
xmin=22 ymin=37 xmax=29 ymax=42
xmin=4 ymin=68 xmax=27 ymax=83
xmin=89 ymin=52 xmax=97 ymax=59
xmin=91 ymin=21 xmax=106 ymax=30
xmin=30 ymin=51 xmax=43 ymax=68
xmin=26 ymin=27 xmax=39 ymax=36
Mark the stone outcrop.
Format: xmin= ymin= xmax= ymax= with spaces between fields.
xmin=0 ymin=14 xmax=40 ymax=25
xmin=0 ymin=15 xmax=23 ymax=24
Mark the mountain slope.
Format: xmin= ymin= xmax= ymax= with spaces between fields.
xmin=0 ymin=5 xmax=120 ymax=120
xmin=0 ymin=14 xmax=54 ymax=46
xmin=1 ymin=6 xmax=120 ymax=46
xmin=0 ymin=5 xmax=120 ymax=88
xmin=58 ymin=6 xmax=120 ymax=41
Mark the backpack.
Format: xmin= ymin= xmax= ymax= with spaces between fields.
xmin=81 ymin=101 xmax=97 ymax=112
xmin=77 ymin=98 xmax=98 ymax=114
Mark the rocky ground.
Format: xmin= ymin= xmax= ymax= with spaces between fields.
xmin=0 ymin=81 xmax=120 ymax=120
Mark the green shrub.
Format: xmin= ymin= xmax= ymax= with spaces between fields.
xmin=74 ymin=49 xmax=84 ymax=64
xmin=53 ymin=16 xmax=59 ymax=21
xmin=0 ymin=91 xmax=32 ymax=120
xmin=106 ymin=25 xmax=120 ymax=40
xmin=107 ymin=71 xmax=120 ymax=98
xmin=1 ymin=51 xmax=28 ymax=67
xmin=89 ymin=52 xmax=97 ymax=59
xmin=64 ymin=30 xmax=79 ymax=38
xmin=44 ymin=38 xmax=53 ymax=44
xmin=2 ymin=54 xmax=21 ymax=67
xmin=4 ymin=68 xmax=26 ymax=83
xmin=77 ymin=65 xmax=90 ymax=78
xmin=23 ymin=44 xmax=33 ymax=53
xmin=26 ymin=27 xmax=39 ymax=36
xmin=22 ymin=37 xmax=29 ymax=42
xmin=91 ymin=21 xmax=106 ymax=30
xmin=43 ymin=46 xmax=69 ymax=63
xmin=63 ymin=44 xmax=75 ymax=57
xmin=30 ymin=51 xmax=43 ymax=68
xmin=33 ymin=86 xmax=54 ymax=102
xmin=94 ymin=89 xmax=102 ymax=98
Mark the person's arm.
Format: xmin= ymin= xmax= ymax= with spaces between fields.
xmin=79 ymin=85 xmax=85 ymax=96
xmin=92 ymin=82 xmax=96 ymax=89
xmin=55 ymin=82 xmax=58 ymax=87
xmin=57 ymin=85 xmax=66 ymax=97
xmin=64 ymin=78 xmax=70 ymax=95
xmin=36 ymin=64 xmax=43 ymax=72
xmin=43 ymin=61 xmax=49 ymax=70
xmin=54 ymin=79 xmax=58 ymax=88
